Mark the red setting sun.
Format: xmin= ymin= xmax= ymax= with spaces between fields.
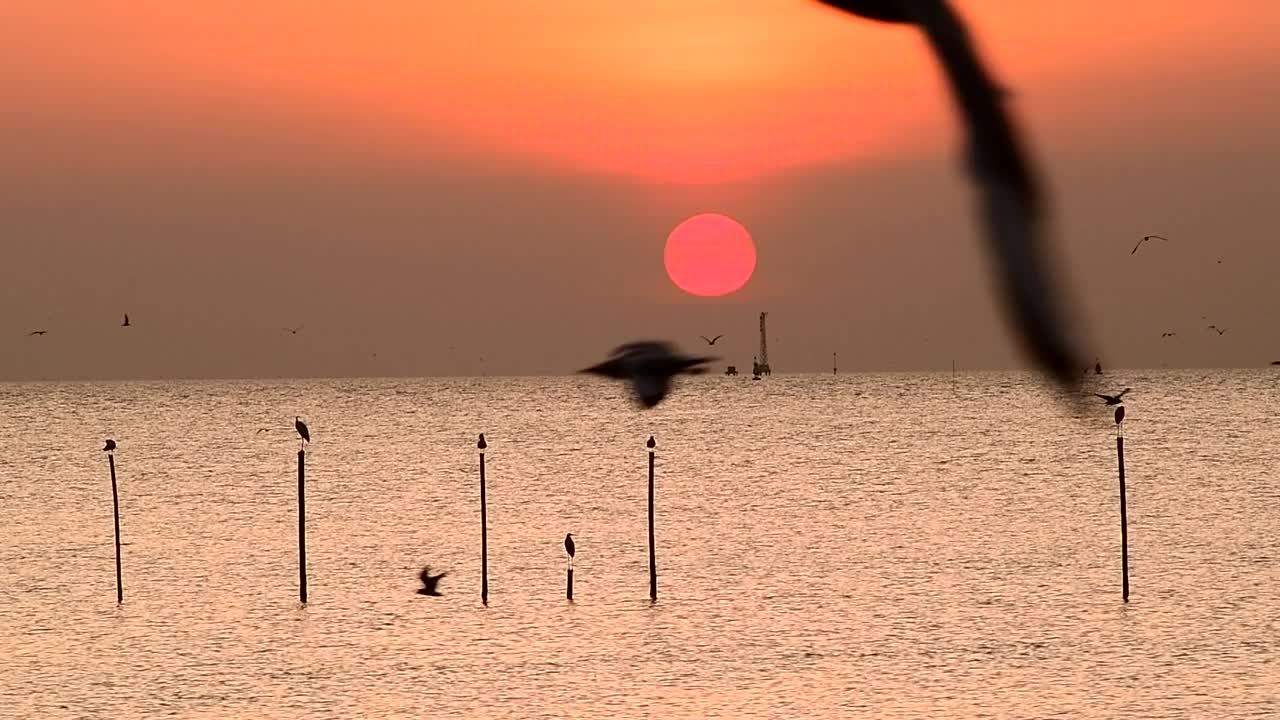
xmin=663 ymin=213 xmax=757 ymax=297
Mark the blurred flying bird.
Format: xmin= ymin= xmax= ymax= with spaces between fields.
xmin=815 ymin=0 xmax=1086 ymax=396
xmin=1095 ymin=388 xmax=1130 ymax=405
xmin=121 ymin=314 xmax=130 ymax=327
xmin=1131 ymin=235 xmax=1168 ymax=255
xmin=580 ymin=341 xmax=714 ymax=409
xmin=1207 ymin=325 xmax=1228 ymax=335
xmin=28 ymin=330 xmax=47 ymax=336
xmin=417 ymin=566 xmax=446 ymax=596
xmin=699 ymin=334 xmax=724 ymax=346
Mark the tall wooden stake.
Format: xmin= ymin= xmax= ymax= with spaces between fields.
xmin=298 ymin=449 xmax=307 ymax=604
xmin=479 ymin=433 xmax=489 ymax=606
xmin=647 ymin=435 xmax=657 ymax=602
xmin=108 ymin=453 xmax=123 ymax=604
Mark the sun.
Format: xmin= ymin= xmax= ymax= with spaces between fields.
xmin=663 ymin=214 xmax=757 ymax=297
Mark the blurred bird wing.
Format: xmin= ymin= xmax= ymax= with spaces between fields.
xmin=420 ymin=566 xmax=432 ymax=584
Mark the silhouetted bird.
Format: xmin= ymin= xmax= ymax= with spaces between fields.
xmin=295 ymin=417 xmax=310 ymax=445
xmin=1095 ymin=388 xmax=1131 ymax=405
xmin=1131 ymin=234 xmax=1168 ymax=255
xmin=417 ymin=566 xmax=446 ymax=596
xmin=580 ymin=341 xmax=715 ymax=408
xmin=121 ymin=314 xmax=130 ymax=327
xmin=1207 ymin=325 xmax=1228 ymax=336
xmin=565 ymin=533 xmax=575 ymax=566
xmin=1114 ymin=405 xmax=1125 ymax=425
xmin=699 ymin=334 xmax=724 ymax=346
xmin=815 ymin=0 xmax=1085 ymax=394
xmin=103 ymin=439 xmax=116 ymax=452
xmin=28 ymin=330 xmax=47 ymax=336
xmin=1094 ymin=359 xmax=1103 ymax=375
xmin=283 ymin=326 xmax=302 ymax=335
xmin=1161 ymin=332 xmax=1176 ymax=338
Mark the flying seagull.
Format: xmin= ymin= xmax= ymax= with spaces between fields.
xmin=580 ymin=341 xmax=715 ymax=409
xmin=699 ymin=334 xmax=724 ymax=346
xmin=1207 ymin=325 xmax=1228 ymax=336
xmin=417 ymin=566 xmax=446 ymax=596
xmin=1131 ymin=235 xmax=1168 ymax=255
xmin=103 ymin=439 xmax=116 ymax=452
xmin=27 ymin=330 xmax=47 ymax=336
xmin=295 ymin=416 xmax=310 ymax=446
xmin=815 ymin=0 xmax=1085 ymax=395
xmin=565 ymin=533 xmax=576 ymax=567
xmin=283 ymin=326 xmax=303 ymax=335
xmin=121 ymin=313 xmax=130 ymax=327
xmin=1094 ymin=388 xmax=1131 ymax=405
xmin=1161 ymin=332 xmax=1176 ymax=338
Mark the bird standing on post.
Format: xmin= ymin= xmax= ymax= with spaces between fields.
xmin=295 ymin=417 xmax=310 ymax=449
xmin=1114 ymin=405 xmax=1125 ymax=437
xmin=564 ymin=533 xmax=575 ymax=568
xmin=103 ymin=439 xmax=116 ymax=453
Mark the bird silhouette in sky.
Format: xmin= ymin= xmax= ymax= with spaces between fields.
xmin=27 ymin=330 xmax=47 ymax=336
xmin=121 ymin=313 xmax=131 ymax=327
xmin=699 ymin=334 xmax=724 ymax=346
xmin=1131 ymin=235 xmax=1168 ymax=255
xmin=1161 ymin=332 xmax=1176 ymax=338
xmin=284 ymin=326 xmax=302 ymax=335
xmin=581 ymin=341 xmax=714 ymax=409
xmin=417 ymin=566 xmax=446 ymax=596
xmin=815 ymin=0 xmax=1086 ymax=396
xmin=1207 ymin=325 xmax=1228 ymax=335
xmin=1094 ymin=388 xmax=1131 ymax=405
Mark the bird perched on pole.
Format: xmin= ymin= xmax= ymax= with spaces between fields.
xmin=564 ymin=533 xmax=576 ymax=568
xmin=295 ymin=417 xmax=310 ymax=448
xmin=813 ymin=0 xmax=1087 ymax=398
xmin=581 ymin=341 xmax=714 ymax=409
xmin=103 ymin=439 xmax=116 ymax=453
xmin=1114 ymin=405 xmax=1125 ymax=437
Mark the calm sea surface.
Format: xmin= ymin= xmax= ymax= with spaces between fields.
xmin=1 ymin=371 xmax=1277 ymax=719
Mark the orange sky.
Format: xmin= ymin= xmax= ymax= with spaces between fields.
xmin=2 ymin=1 xmax=1279 ymax=379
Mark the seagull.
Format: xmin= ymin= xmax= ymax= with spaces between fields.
xmin=295 ymin=417 xmax=310 ymax=446
xmin=1161 ymin=332 xmax=1176 ymax=338
xmin=283 ymin=326 xmax=302 ymax=335
xmin=27 ymin=330 xmax=47 ymax=336
xmin=1094 ymin=388 xmax=1131 ymax=405
xmin=699 ymin=334 xmax=724 ymax=346
xmin=121 ymin=313 xmax=130 ymax=327
xmin=815 ymin=0 xmax=1085 ymax=395
xmin=1131 ymin=235 xmax=1168 ymax=255
xmin=103 ymin=439 xmax=116 ymax=452
xmin=416 ymin=566 xmax=446 ymax=596
xmin=1207 ymin=325 xmax=1228 ymax=336
xmin=565 ymin=533 xmax=576 ymax=567
xmin=580 ymin=341 xmax=715 ymax=409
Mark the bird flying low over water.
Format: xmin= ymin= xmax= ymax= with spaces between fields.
xmin=1095 ymin=388 xmax=1131 ymax=405
xmin=699 ymin=334 xmax=724 ymax=346
xmin=1132 ymin=235 xmax=1168 ymax=255
xmin=580 ymin=341 xmax=715 ymax=409
xmin=815 ymin=0 xmax=1086 ymax=395
xmin=417 ymin=566 xmax=446 ymax=596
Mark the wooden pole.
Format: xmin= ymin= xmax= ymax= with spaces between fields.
xmin=1116 ymin=435 xmax=1130 ymax=603
xmin=647 ymin=435 xmax=657 ymax=602
xmin=566 ymin=567 xmax=574 ymax=601
xmin=297 ymin=449 xmax=307 ymax=604
xmin=478 ymin=433 xmax=489 ymax=606
xmin=108 ymin=453 xmax=123 ymax=604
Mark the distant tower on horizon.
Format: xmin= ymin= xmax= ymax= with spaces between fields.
xmin=757 ymin=312 xmax=771 ymax=376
